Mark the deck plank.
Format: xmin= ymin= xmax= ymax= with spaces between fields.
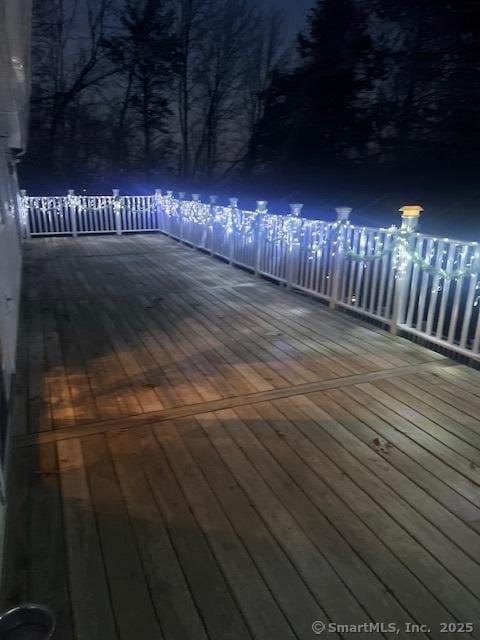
xmin=129 ymin=425 xmax=254 ymax=640
xmin=106 ymin=429 xmax=209 ymax=640
xmin=0 ymin=446 xmax=30 ymax=608
xmin=4 ymin=234 xmax=480 ymax=640
xmin=57 ymin=438 xmax=118 ymax=640
xmin=153 ymin=419 xmax=297 ymax=640
xmin=80 ymin=433 xmax=162 ymax=640
xmin=274 ymin=395 xmax=480 ymax=623
xmin=28 ymin=305 xmax=52 ymax=432
xmin=53 ymin=299 xmax=99 ymax=425
xmin=28 ymin=443 xmax=73 ymax=638
xmin=175 ymin=415 xmax=330 ymax=640
xmin=323 ymin=386 xmax=480 ymax=530
xmin=228 ymin=403 xmax=456 ymax=635
xmin=193 ymin=410 xmax=376 ymax=639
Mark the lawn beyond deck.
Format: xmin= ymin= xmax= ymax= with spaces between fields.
xmin=2 ymin=234 xmax=480 ymax=640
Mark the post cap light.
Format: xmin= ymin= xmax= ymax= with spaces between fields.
xmin=290 ymin=203 xmax=304 ymax=216
xmin=335 ymin=207 xmax=352 ymax=221
xmin=400 ymin=205 xmax=423 ymax=231
xmin=256 ymin=200 xmax=268 ymax=213
xmin=399 ymin=205 xmax=423 ymax=218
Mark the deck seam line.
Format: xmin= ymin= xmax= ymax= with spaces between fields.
xmin=14 ymin=359 xmax=458 ymax=448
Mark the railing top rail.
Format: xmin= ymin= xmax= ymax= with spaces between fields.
xmin=348 ymin=223 xmax=479 ymax=247
xmin=413 ymin=231 xmax=479 ymax=248
xmin=25 ymin=194 xmax=117 ymax=199
xmin=23 ymin=192 xmax=478 ymax=246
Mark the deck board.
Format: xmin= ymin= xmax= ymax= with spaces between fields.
xmin=3 ymin=234 xmax=480 ymax=639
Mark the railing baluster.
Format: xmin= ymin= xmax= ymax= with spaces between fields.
xmin=68 ymin=190 xmax=77 ymax=237
xmin=329 ymin=207 xmax=351 ymax=308
xmin=346 ymin=229 xmax=359 ymax=307
xmin=447 ymin=247 xmax=468 ymax=344
xmin=472 ymin=309 xmax=480 ymax=354
xmin=254 ymin=201 xmax=268 ymax=277
xmin=425 ymin=240 xmax=445 ymax=335
xmin=405 ymin=237 xmax=423 ymax=327
xmin=416 ymin=238 xmax=434 ymax=332
xmin=460 ymin=251 xmax=478 ymax=349
xmin=113 ymin=189 xmax=122 ymax=235
xmin=436 ymin=242 xmax=456 ymax=340
xmin=368 ymin=232 xmax=380 ymax=313
xmin=376 ymin=234 xmax=391 ymax=317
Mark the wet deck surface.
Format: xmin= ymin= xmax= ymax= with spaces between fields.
xmin=3 ymin=234 xmax=480 ymax=640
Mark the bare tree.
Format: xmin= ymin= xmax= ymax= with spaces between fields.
xmin=191 ymin=0 xmax=256 ymax=179
xmin=28 ymin=0 xmax=117 ymax=178
xmin=171 ymin=0 xmax=285 ymax=183
xmin=172 ymin=0 xmax=206 ymax=179
xmin=238 ymin=5 xmax=287 ymax=177
xmin=102 ymin=0 xmax=178 ymax=178
xmin=356 ymin=1 xmax=461 ymax=167
xmin=25 ymin=0 xmax=286 ymax=188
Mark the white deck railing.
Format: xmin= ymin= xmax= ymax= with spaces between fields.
xmin=23 ymin=191 xmax=158 ymax=236
xmin=22 ymin=190 xmax=480 ymax=362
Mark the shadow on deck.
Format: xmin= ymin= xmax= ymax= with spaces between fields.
xmin=2 ymin=234 xmax=480 ymax=640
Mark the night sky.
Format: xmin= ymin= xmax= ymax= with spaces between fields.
xmin=278 ymin=0 xmax=315 ymax=39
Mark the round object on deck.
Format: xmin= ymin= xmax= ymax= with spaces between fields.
xmin=0 ymin=604 xmax=55 ymax=640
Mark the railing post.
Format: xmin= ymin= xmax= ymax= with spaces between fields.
xmin=202 ymin=195 xmax=217 ymax=252
xmin=177 ymin=192 xmax=186 ymax=241
xmin=286 ymin=203 xmax=304 ymax=290
xmin=165 ymin=191 xmax=174 ymax=236
xmin=178 ymin=193 xmax=186 ymax=240
xmin=187 ymin=194 xmax=200 ymax=245
xmin=20 ymin=189 xmax=30 ymax=239
xmin=67 ymin=189 xmax=78 ymax=237
xmin=289 ymin=203 xmax=304 ymax=217
xmin=154 ymin=189 xmax=162 ymax=231
xmin=329 ymin=207 xmax=352 ymax=308
xmin=228 ymin=198 xmax=239 ymax=265
xmin=390 ymin=205 xmax=423 ymax=335
xmin=112 ymin=189 xmax=122 ymax=235
xmin=254 ymin=200 xmax=268 ymax=276
xmin=194 ymin=194 xmax=206 ymax=250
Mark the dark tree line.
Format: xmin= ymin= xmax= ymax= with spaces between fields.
xmin=22 ymin=0 xmax=285 ymax=192
xmin=21 ymin=0 xmax=480 ymax=202
xmin=250 ymin=0 xmax=480 ymax=194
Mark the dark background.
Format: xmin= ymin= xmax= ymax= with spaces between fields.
xmin=20 ymin=0 xmax=480 ymax=239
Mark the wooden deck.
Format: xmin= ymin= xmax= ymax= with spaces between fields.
xmin=2 ymin=234 xmax=480 ymax=640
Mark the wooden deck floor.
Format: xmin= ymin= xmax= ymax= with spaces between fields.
xmin=3 ymin=234 xmax=480 ymax=640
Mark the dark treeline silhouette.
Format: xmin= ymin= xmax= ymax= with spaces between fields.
xmin=21 ymin=0 xmax=480 ymax=234
xmin=250 ymin=1 xmax=480 ymax=191
xmin=22 ymin=0 xmax=284 ymax=193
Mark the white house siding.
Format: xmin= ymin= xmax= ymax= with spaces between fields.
xmin=0 ymin=0 xmax=31 ymax=570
